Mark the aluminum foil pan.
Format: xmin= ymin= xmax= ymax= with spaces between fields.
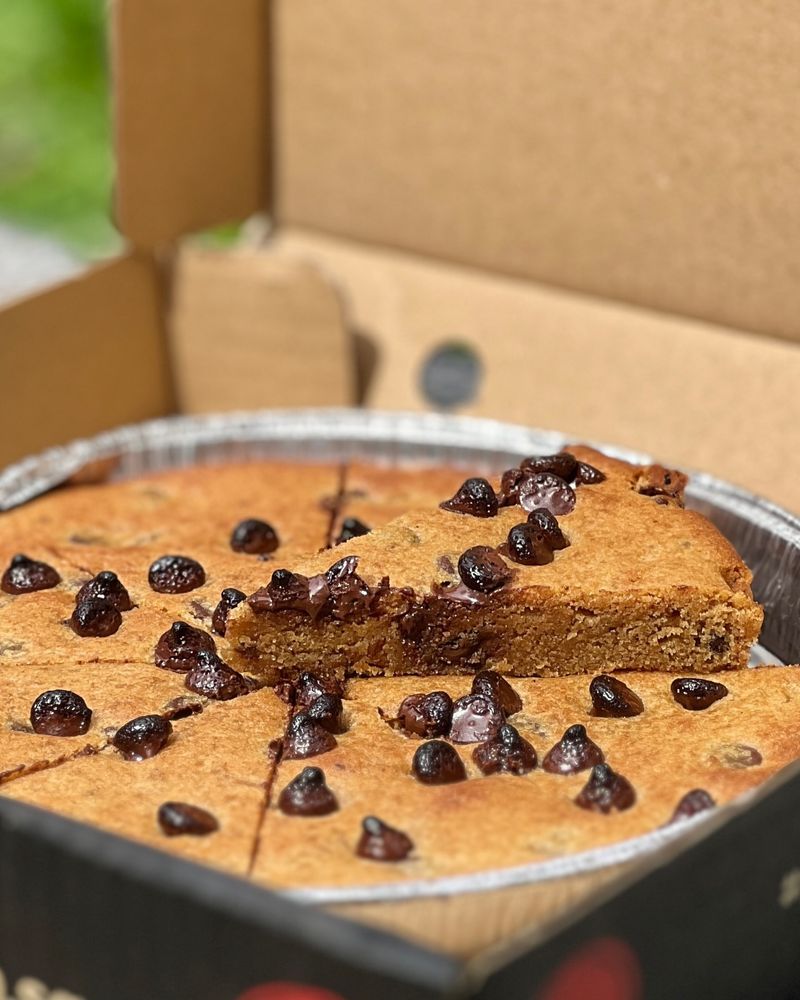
xmin=0 ymin=408 xmax=797 ymax=904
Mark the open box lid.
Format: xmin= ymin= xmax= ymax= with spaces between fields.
xmin=114 ymin=0 xmax=800 ymax=344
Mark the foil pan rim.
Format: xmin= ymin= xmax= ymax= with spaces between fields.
xmin=0 ymin=408 xmax=797 ymax=905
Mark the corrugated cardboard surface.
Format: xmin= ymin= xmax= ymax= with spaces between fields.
xmin=275 ymin=0 xmax=800 ymax=343
xmin=169 ymin=247 xmax=355 ymax=412
xmin=113 ymin=0 xmax=268 ymax=248
xmin=274 ymin=228 xmax=800 ymax=512
xmin=0 ymin=255 xmax=171 ymax=467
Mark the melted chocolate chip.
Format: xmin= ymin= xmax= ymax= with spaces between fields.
xmin=590 ymin=675 xmax=644 ymax=718
xmin=635 ymin=465 xmax=687 ymax=504
xmin=518 ymin=473 xmax=576 ymax=516
xmin=157 ymin=802 xmax=219 ymax=836
xmin=112 ymin=715 xmax=172 ymax=761
xmin=161 ymin=695 xmax=203 ymax=720
xmin=668 ymin=789 xmax=716 ymax=824
xmin=449 ymin=693 xmax=504 ymax=743
xmin=575 ymin=461 xmax=606 ymax=485
xmin=306 ymin=693 xmax=345 ymax=733
xmin=711 ymin=743 xmax=762 ymax=769
xmin=294 ymin=671 xmax=345 ymax=709
xmin=70 ymin=599 xmax=122 ymax=638
xmin=473 ymin=723 xmax=537 ymax=775
xmin=671 ymin=677 xmax=729 ymax=711
xmin=457 ymin=546 xmax=511 ymax=594
xmin=148 ymin=555 xmax=206 ymax=594
xmin=497 ymin=467 xmax=526 ymax=506
xmin=542 ymin=724 xmax=605 ymax=774
xmin=575 ymin=763 xmax=636 ymax=813
xmin=391 ymin=691 xmax=454 ymax=738
xmin=411 ymin=740 xmax=467 ymax=784
xmin=526 ymin=509 xmax=569 ymax=549
xmin=1 ymin=554 xmax=61 ymax=594
xmin=230 ymin=518 xmax=279 ymax=555
xmin=154 ymin=621 xmax=216 ymax=672
xmin=471 ymin=671 xmax=522 ymax=715
xmin=440 ymin=478 xmax=499 ymax=518
xmin=184 ymin=651 xmax=250 ymax=700
xmin=505 ymin=523 xmax=555 ymax=566
xmin=75 ymin=571 xmax=132 ymax=612
xmin=336 ymin=517 xmax=371 ymax=544
xmin=356 ymin=816 xmax=414 ymax=861
xmin=278 ymin=767 xmax=339 ymax=816
xmin=282 ymin=712 xmax=337 ymax=759
xmin=30 ymin=689 xmax=92 ymax=737
xmin=211 ymin=588 xmax=246 ymax=636
xmin=520 ymin=452 xmax=578 ymax=482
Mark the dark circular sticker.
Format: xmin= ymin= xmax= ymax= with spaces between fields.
xmin=419 ymin=342 xmax=482 ymax=408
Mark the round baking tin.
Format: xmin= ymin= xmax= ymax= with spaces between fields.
xmin=1 ymin=408 xmax=797 ymax=904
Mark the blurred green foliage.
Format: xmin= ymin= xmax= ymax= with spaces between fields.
xmin=0 ymin=0 xmax=118 ymax=255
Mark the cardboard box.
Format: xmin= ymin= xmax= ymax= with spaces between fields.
xmin=1 ymin=2 xmax=800 ymax=997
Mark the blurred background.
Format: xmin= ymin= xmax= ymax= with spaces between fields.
xmin=0 ymin=0 xmax=116 ymax=301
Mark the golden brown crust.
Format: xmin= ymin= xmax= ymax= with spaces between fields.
xmin=1 ymin=688 xmax=289 ymax=877
xmin=253 ymin=667 xmax=800 ymax=890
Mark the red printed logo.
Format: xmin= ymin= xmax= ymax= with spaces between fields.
xmin=236 ymin=984 xmax=345 ymax=1000
xmin=536 ymin=936 xmax=643 ymax=1000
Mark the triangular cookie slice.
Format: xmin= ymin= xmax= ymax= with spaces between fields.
xmin=225 ymin=447 xmax=763 ymax=683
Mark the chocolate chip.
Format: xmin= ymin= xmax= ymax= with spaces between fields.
xmin=440 ymin=478 xmax=499 ymax=518
xmin=590 ymin=675 xmax=644 ymax=718
xmin=184 ymin=651 xmax=250 ymax=700
xmin=157 ymin=802 xmax=219 ymax=837
xmin=497 ymin=467 xmax=526 ymax=506
xmin=70 ymin=599 xmax=122 ymax=638
xmin=526 ymin=509 xmax=569 ymax=549
xmin=112 ymin=715 xmax=172 ymax=761
xmin=306 ymin=693 xmax=345 ymax=733
xmin=520 ymin=452 xmax=578 ymax=482
xmin=278 ymin=767 xmax=339 ymax=816
xmin=1 ymin=554 xmax=61 ymax=594
xmin=473 ymin=723 xmax=537 ymax=775
xmin=635 ymin=464 xmax=687 ymax=502
xmin=668 ymin=789 xmax=716 ymax=824
xmin=518 ymin=473 xmax=576 ymax=516
xmin=575 ymin=763 xmax=636 ymax=813
xmin=575 ymin=461 xmax=606 ymax=485
xmin=671 ymin=677 xmax=729 ymax=711
xmin=542 ymin=724 xmax=605 ymax=774
xmin=148 ymin=555 xmax=206 ymax=594
xmin=457 ymin=546 xmax=510 ymax=593
xmin=708 ymin=634 xmax=728 ymax=654
xmin=230 ymin=518 xmax=279 ymax=555
xmin=390 ymin=691 xmax=454 ymax=738
xmin=282 ymin=712 xmax=337 ymax=759
xmin=336 ymin=517 xmax=371 ymax=544
xmin=75 ymin=571 xmax=132 ymax=612
xmin=154 ymin=621 xmax=216 ymax=672
xmin=710 ymin=743 xmax=762 ymax=769
xmin=211 ymin=588 xmax=246 ymax=636
xmin=294 ymin=671 xmax=345 ymax=708
xmin=449 ymin=693 xmax=504 ymax=743
xmin=356 ymin=816 xmax=414 ymax=862
xmin=30 ymin=689 xmax=92 ymax=737
xmin=471 ymin=671 xmax=522 ymax=716
xmin=505 ymin=523 xmax=555 ymax=566
xmin=411 ymin=740 xmax=467 ymax=784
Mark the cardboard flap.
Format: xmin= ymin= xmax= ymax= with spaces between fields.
xmin=0 ymin=256 xmax=171 ymax=467
xmin=169 ymin=246 xmax=356 ymax=413
xmin=273 ymin=229 xmax=800 ymax=512
xmin=275 ymin=0 xmax=800 ymax=343
xmin=113 ymin=0 xmax=268 ymax=248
